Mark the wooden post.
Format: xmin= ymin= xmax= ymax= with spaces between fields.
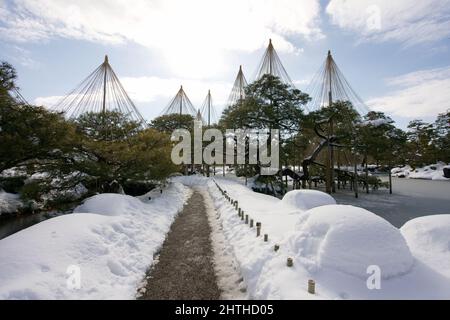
xmin=264 ymin=234 xmax=268 ymax=242
xmin=330 ymin=119 xmax=336 ymax=194
xmin=274 ymin=244 xmax=280 ymax=252
xmin=245 ymin=214 xmax=248 ymax=224
xmin=365 ymin=151 xmax=369 ymax=194
xmin=287 ymin=257 xmax=293 ymax=267
xmin=388 ymin=164 xmax=393 ymax=194
xmin=244 ymin=158 xmax=248 ymax=186
xmin=241 ymin=212 xmax=244 ymax=221
xmin=326 ymin=139 xmax=332 ymax=194
xmin=238 ymin=208 xmax=241 ymax=216
xmin=308 ymin=279 xmax=315 ymax=294
xmin=256 ymin=222 xmax=261 ymax=237
xmin=354 ymin=161 xmax=359 ymax=198
xmin=250 ymin=219 xmax=254 ymax=228
xmin=337 ymin=150 xmax=341 ymax=190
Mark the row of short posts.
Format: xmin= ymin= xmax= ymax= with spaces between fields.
xmin=214 ymin=180 xmax=315 ymax=295
xmin=285 ymin=257 xmax=315 ymax=294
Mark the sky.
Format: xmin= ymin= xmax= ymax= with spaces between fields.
xmin=1 ymin=0 xmax=450 ymax=129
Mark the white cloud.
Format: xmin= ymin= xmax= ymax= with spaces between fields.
xmin=326 ymin=0 xmax=450 ymax=45
xmin=34 ymin=95 xmax=62 ymax=107
xmin=367 ymin=66 xmax=450 ymax=118
xmin=120 ymin=76 xmax=232 ymax=107
xmin=1 ymin=0 xmax=323 ymax=78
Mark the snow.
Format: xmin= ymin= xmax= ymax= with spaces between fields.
xmin=392 ymin=163 xmax=450 ymax=180
xmin=0 ymin=190 xmax=23 ymax=215
xmin=177 ymin=175 xmax=450 ymax=299
xmin=409 ymin=163 xmax=450 ymax=181
xmin=199 ymin=187 xmax=248 ymax=299
xmin=281 ymin=190 xmax=336 ymax=211
xmin=289 ymin=205 xmax=413 ymax=279
xmin=0 ymin=182 xmax=191 ymax=299
xmin=360 ymin=118 xmax=390 ymax=127
xmin=401 ymin=215 xmax=450 ymax=278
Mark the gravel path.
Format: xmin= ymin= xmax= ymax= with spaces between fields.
xmin=139 ymin=190 xmax=221 ymax=300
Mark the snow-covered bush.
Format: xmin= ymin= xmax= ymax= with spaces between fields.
xmin=409 ymin=162 xmax=449 ymax=180
xmin=0 ymin=190 xmax=23 ymax=215
xmin=289 ymin=204 xmax=414 ymax=279
xmin=75 ymin=193 xmax=150 ymax=217
xmin=391 ymin=165 xmax=412 ymax=178
xmin=281 ymin=190 xmax=336 ymax=211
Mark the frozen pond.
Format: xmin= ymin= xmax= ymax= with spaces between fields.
xmin=332 ymin=177 xmax=450 ymax=228
xmin=0 ymin=211 xmax=64 ymax=240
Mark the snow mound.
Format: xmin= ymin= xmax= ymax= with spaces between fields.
xmin=401 ymin=215 xmax=450 ymax=278
xmin=75 ymin=193 xmax=149 ymax=216
xmin=289 ymin=205 xmax=414 ymax=279
xmin=281 ymin=190 xmax=336 ymax=211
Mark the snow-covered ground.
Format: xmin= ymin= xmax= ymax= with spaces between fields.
xmin=176 ymin=175 xmax=450 ymax=299
xmin=0 ymin=182 xmax=190 ymax=299
xmin=392 ymin=163 xmax=449 ymax=180
xmin=1 ymin=174 xmax=449 ymax=300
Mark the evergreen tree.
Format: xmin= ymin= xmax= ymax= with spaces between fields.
xmin=220 ymin=74 xmax=309 ymax=136
xmin=433 ymin=110 xmax=450 ymax=163
xmin=150 ymin=114 xmax=195 ymax=133
xmin=75 ymin=110 xmax=142 ymax=141
xmin=406 ymin=119 xmax=438 ymax=166
xmin=357 ymin=111 xmax=407 ymax=166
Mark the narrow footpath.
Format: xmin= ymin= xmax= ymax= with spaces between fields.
xmin=139 ymin=190 xmax=221 ymax=299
